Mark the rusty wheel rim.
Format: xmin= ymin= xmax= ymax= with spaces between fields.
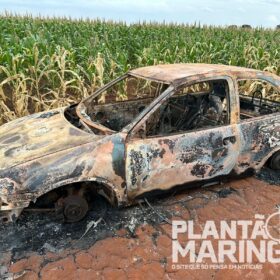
xmin=63 ymin=195 xmax=88 ymax=223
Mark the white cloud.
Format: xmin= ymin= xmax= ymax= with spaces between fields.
xmin=202 ymin=7 xmax=214 ymax=12
xmin=268 ymin=14 xmax=278 ymax=22
xmin=237 ymin=7 xmax=246 ymax=13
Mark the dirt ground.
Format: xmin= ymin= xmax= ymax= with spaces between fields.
xmin=0 ymin=168 xmax=279 ymax=280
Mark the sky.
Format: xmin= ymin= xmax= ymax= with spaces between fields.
xmin=0 ymin=0 xmax=279 ymax=27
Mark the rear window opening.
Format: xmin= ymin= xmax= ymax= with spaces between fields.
xmin=238 ymin=79 xmax=280 ymax=120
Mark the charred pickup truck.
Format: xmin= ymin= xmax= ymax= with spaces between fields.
xmin=0 ymin=64 xmax=279 ymax=223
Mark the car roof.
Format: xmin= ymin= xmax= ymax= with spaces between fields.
xmin=128 ymin=63 xmax=271 ymax=84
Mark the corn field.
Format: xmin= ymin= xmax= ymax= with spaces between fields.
xmin=0 ymin=14 xmax=279 ymax=125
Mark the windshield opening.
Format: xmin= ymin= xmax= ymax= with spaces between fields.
xmin=79 ymin=75 xmax=169 ymax=132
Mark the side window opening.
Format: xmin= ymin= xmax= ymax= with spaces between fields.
xmin=82 ymin=76 xmax=169 ymax=131
xmin=238 ymin=79 xmax=280 ymax=120
xmin=136 ymin=79 xmax=230 ymax=138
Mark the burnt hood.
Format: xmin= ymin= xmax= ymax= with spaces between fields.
xmin=0 ymin=108 xmax=97 ymax=171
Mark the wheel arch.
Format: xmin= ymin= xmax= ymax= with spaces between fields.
xmin=33 ymin=177 xmax=126 ymax=207
xmin=257 ymin=146 xmax=280 ymax=170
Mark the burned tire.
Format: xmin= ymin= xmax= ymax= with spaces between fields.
xmin=270 ymin=152 xmax=280 ymax=170
xmin=63 ymin=195 xmax=88 ymax=223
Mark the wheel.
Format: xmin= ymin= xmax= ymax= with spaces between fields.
xmin=270 ymin=152 xmax=280 ymax=170
xmin=63 ymin=195 xmax=88 ymax=223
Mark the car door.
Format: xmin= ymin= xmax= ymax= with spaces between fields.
xmin=125 ymin=77 xmax=240 ymax=199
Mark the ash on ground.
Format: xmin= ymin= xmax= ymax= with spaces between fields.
xmin=0 ymin=167 xmax=279 ymax=265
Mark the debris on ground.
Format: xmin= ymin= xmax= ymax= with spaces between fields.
xmin=0 ymin=168 xmax=279 ymax=279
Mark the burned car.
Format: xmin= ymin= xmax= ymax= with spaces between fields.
xmin=0 ymin=64 xmax=279 ymax=223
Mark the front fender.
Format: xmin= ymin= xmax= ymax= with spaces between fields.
xmin=40 ymin=176 xmax=127 ymax=206
xmin=0 ymin=133 xmax=128 ymax=208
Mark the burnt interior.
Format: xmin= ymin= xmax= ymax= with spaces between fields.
xmin=90 ymin=98 xmax=154 ymax=131
xmin=77 ymin=77 xmax=230 ymax=135
xmin=238 ymin=79 xmax=280 ymax=120
xmin=144 ymin=80 xmax=229 ymax=136
xmin=82 ymin=76 xmax=169 ymax=132
xmin=64 ymin=105 xmax=101 ymax=134
xmin=239 ymin=95 xmax=280 ymax=119
xmin=64 ymin=104 xmax=81 ymax=128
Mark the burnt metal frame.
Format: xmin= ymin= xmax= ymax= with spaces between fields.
xmin=1 ymin=64 xmax=279 ymax=223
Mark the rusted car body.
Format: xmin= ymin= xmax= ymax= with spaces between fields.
xmin=0 ymin=64 xmax=279 ymax=223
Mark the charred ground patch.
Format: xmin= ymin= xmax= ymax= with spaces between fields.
xmin=0 ymin=168 xmax=278 ymax=258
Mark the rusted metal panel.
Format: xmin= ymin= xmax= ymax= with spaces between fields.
xmin=0 ymin=63 xmax=279 ymax=222
xmin=125 ymin=125 xmax=240 ymax=199
xmin=129 ymin=63 xmax=280 ymax=85
xmin=235 ymin=114 xmax=280 ymax=173
xmin=0 ymin=108 xmax=95 ymax=171
xmin=0 ymin=109 xmax=128 ymax=221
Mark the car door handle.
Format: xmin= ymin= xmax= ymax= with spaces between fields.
xmin=223 ymin=136 xmax=236 ymax=145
